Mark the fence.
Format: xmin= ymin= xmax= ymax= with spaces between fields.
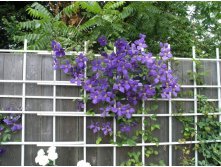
xmin=0 ymin=40 xmax=220 ymax=166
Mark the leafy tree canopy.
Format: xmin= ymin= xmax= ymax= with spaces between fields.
xmin=1 ymin=1 xmax=220 ymax=57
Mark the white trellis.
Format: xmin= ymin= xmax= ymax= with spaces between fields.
xmin=0 ymin=40 xmax=220 ymax=166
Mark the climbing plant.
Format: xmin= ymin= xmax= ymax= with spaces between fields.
xmin=51 ymin=34 xmax=180 ymax=165
xmin=174 ymin=59 xmax=221 ymax=166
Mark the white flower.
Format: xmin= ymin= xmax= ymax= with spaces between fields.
xmin=35 ymin=149 xmax=49 ymax=166
xmin=37 ymin=149 xmax=45 ymax=156
xmin=35 ymin=149 xmax=45 ymax=164
xmin=38 ymin=155 xmax=49 ymax=166
xmin=48 ymin=151 xmax=58 ymax=161
xmin=47 ymin=146 xmax=58 ymax=161
xmin=77 ymin=160 xmax=91 ymax=167
xmin=35 ymin=147 xmax=58 ymax=166
xmin=35 ymin=154 xmax=49 ymax=166
xmin=35 ymin=155 xmax=41 ymax=164
xmin=47 ymin=146 xmax=56 ymax=154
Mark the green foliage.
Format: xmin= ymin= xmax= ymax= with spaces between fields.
xmin=145 ymin=147 xmax=159 ymax=158
xmin=143 ymin=118 xmax=160 ymax=143
xmin=175 ymin=82 xmax=221 ymax=165
xmin=27 ymin=2 xmax=52 ymax=19
xmin=121 ymin=151 xmax=142 ymax=166
xmin=1 ymin=2 xmax=220 ymax=58
xmin=0 ymin=2 xmax=31 ymax=48
xmin=174 ymin=59 xmax=221 ymax=166
xmin=114 ymin=131 xmax=137 ymax=147
xmin=14 ymin=2 xmax=67 ymax=50
xmin=149 ymin=160 xmax=166 ymax=166
xmin=174 ymin=145 xmax=195 ymax=166
xmin=191 ymin=2 xmax=221 ymax=58
xmin=197 ymin=95 xmax=221 ymax=166
xmin=113 ymin=117 xmax=140 ymax=147
xmin=14 ymin=1 xmax=128 ymax=50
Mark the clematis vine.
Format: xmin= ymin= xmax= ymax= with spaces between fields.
xmin=51 ymin=34 xmax=180 ymax=136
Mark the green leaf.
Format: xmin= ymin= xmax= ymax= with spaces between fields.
xmin=150 ymin=124 xmax=160 ymax=131
xmin=2 ymin=134 xmax=11 ymax=142
xmin=150 ymin=114 xmax=157 ymax=121
xmin=96 ymin=137 xmax=102 ymax=144
xmin=127 ymin=139 xmax=136 ymax=146
xmin=86 ymin=109 xmax=95 ymax=116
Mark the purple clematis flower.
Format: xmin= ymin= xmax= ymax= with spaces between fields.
xmin=11 ymin=124 xmax=22 ymax=132
xmin=92 ymin=59 xmax=103 ymax=72
xmin=3 ymin=118 xmax=13 ymax=125
xmin=113 ymin=81 xmax=125 ymax=93
xmin=83 ymin=79 xmax=95 ymax=92
xmin=141 ymin=52 xmax=154 ymax=64
xmin=123 ymin=105 xmax=135 ymax=119
xmin=88 ymin=122 xmax=101 ymax=133
xmin=101 ymin=122 xmax=112 ymax=135
xmin=51 ymin=40 xmax=65 ymax=57
xmin=60 ymin=60 xmax=72 ymax=74
xmin=112 ymin=102 xmax=135 ymax=118
xmin=76 ymin=53 xmax=88 ymax=68
xmin=112 ymin=102 xmax=124 ymax=117
xmin=70 ymin=76 xmax=83 ymax=86
xmin=101 ymin=91 xmax=114 ymax=103
xmin=115 ymin=38 xmax=128 ymax=53
xmin=90 ymin=91 xmax=102 ymax=104
xmin=98 ymin=36 xmax=108 ymax=46
xmin=161 ymin=90 xmax=171 ymax=99
xmin=100 ymin=106 xmax=111 ymax=117
xmin=134 ymin=34 xmax=147 ymax=50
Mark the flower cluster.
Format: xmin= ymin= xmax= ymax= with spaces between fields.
xmin=0 ymin=106 xmax=22 ymax=156
xmin=84 ymin=34 xmax=180 ymax=121
xmin=159 ymin=42 xmax=172 ymax=61
xmin=51 ymin=34 xmax=180 ymax=136
xmin=88 ymin=122 xmax=112 ymax=136
xmin=2 ymin=114 xmax=22 ymax=132
xmin=51 ymin=41 xmax=88 ymax=85
xmin=35 ymin=146 xmax=58 ymax=166
xmin=112 ymin=102 xmax=135 ymax=119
